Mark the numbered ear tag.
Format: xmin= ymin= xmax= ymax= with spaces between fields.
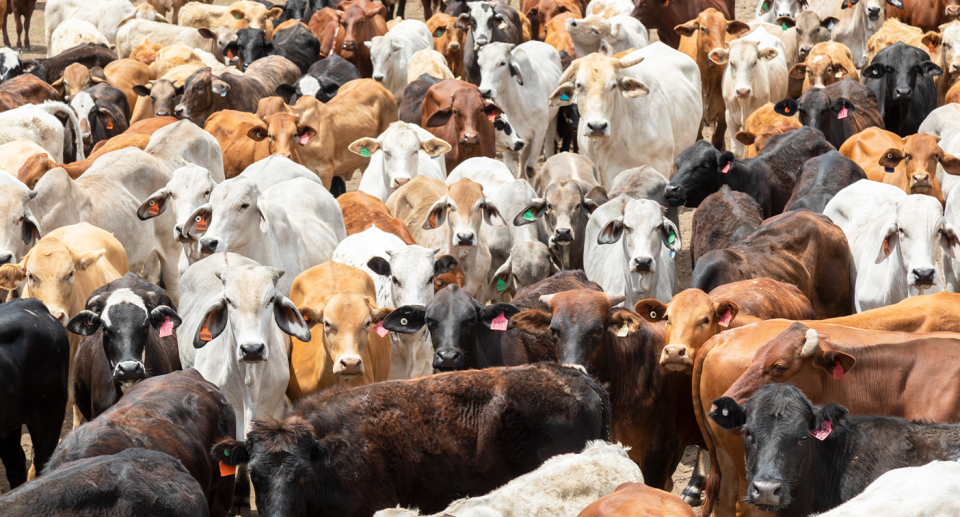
xmin=722 ymin=162 xmax=730 ymax=173
xmin=490 ymin=312 xmax=508 ymax=331
xmin=298 ymin=133 xmax=310 ymax=145
xmin=762 ymin=1 xmax=769 ymax=9
xmin=833 ymin=360 xmax=845 ymax=380
xmin=617 ymin=321 xmax=629 ymax=337
xmin=837 ymin=106 xmax=848 ymax=119
xmin=883 ymin=238 xmax=891 ymax=255
xmin=718 ymin=307 xmax=732 ymax=327
xmin=497 ymin=20 xmax=507 ymax=30
xmin=148 ymin=200 xmax=159 ymax=215
xmin=199 ymin=324 xmax=213 ymax=341
xmin=523 ymin=209 xmax=535 ymax=221
xmin=219 ymin=461 xmax=236 ymax=476
xmin=667 ymin=230 xmax=676 ymax=245
xmin=195 ymin=215 xmax=207 ymax=231
xmin=811 ymin=419 xmax=832 ymax=440
xmin=374 ymin=321 xmax=389 ymax=337
xmin=159 ymin=316 xmax=173 ymax=337
xmin=827 ymin=21 xmax=835 ymax=30
xmin=560 ymin=93 xmax=570 ymax=100
xmin=360 ymin=146 xmax=370 ymax=157
xmin=496 ymin=277 xmax=507 ymax=291
xmin=781 ymin=21 xmax=788 ymax=30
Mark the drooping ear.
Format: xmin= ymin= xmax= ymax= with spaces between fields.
xmin=198 ymin=28 xmax=216 ymax=40
xmin=840 ymin=0 xmax=860 ymax=8
xmin=184 ymin=204 xmax=213 ymax=239
xmin=861 ymin=63 xmax=886 ymax=79
xmin=876 ymin=222 xmax=898 ymax=264
xmin=381 ymin=305 xmax=427 ymax=333
xmin=813 ymin=403 xmax=849 ymax=433
xmin=422 ymin=196 xmax=449 ymax=230
xmin=222 ymin=41 xmax=239 ymax=58
xmin=366 ymin=256 xmax=391 ymax=276
xmin=0 ymin=263 xmax=26 ymax=290
xmin=297 ymin=304 xmax=322 ymax=328
xmin=194 ymin=297 xmax=228 ymax=349
xmin=718 ymin=151 xmax=737 ymax=174
xmin=710 ymin=397 xmax=747 ymax=429
xmin=941 ymin=153 xmax=960 ymax=176
xmin=257 ymin=197 xmax=271 ymax=234
xmin=483 ymin=100 xmax=503 ymax=121
xmin=150 ymin=305 xmax=182 ymax=332
xmin=75 ymin=249 xmax=106 ymax=271
xmin=831 ymin=97 xmax=855 ymax=117
xmin=348 ymin=137 xmax=380 ymax=156
xmin=21 ymin=209 xmax=40 ymax=245
xmin=607 ymin=308 xmax=642 ymax=336
xmin=921 ymin=60 xmax=943 ymax=78
xmin=618 ymin=76 xmax=649 ymax=99
xmin=421 ymin=137 xmax=451 ymax=157
xmin=211 ymin=79 xmax=231 ymax=97
xmin=455 ymin=13 xmax=471 ymax=30
xmin=674 ymin=19 xmax=698 ymax=37
xmin=788 ymin=63 xmax=807 ymax=80
xmin=735 ymin=131 xmax=757 ymax=146
xmin=274 ymin=294 xmax=311 ymax=342
xmin=434 ymin=254 xmax=459 ymax=275
xmin=635 ymin=299 xmax=667 ymax=322
xmin=137 ymin=188 xmax=171 ymax=220
xmin=707 ymin=48 xmax=729 ymax=65
xmin=425 ymin=107 xmax=453 ymax=128
xmin=509 ymin=56 xmax=523 ymax=85
xmin=817 ymin=348 xmax=856 ymax=375
xmin=513 ymin=198 xmax=546 ymax=226
xmin=246 ymin=124 xmax=268 ymax=141
xmin=661 ymin=218 xmax=681 ymax=253
xmin=598 ymin=217 xmax=625 ymax=244
xmin=66 ymin=310 xmax=102 ymax=336
xmin=487 ymin=256 xmax=513 ymax=300
xmin=774 ymin=98 xmax=800 ymax=116
xmin=775 ymin=16 xmax=796 ymax=28
xmin=297 ymin=125 xmax=317 ymax=142
xmin=757 ymin=47 xmax=779 ymax=61
xmin=479 ymin=198 xmax=506 ymax=226
xmin=885 ymin=0 xmax=903 ymax=7
xmin=726 ymin=19 xmax=751 ymax=36
xmin=878 ymin=148 xmax=904 ymax=169
xmin=480 ymin=303 xmax=520 ymax=329
xmin=940 ymin=222 xmax=960 ymax=259
xmin=548 ymin=82 xmax=576 ymax=107
xmin=212 ymin=439 xmax=250 ymax=466
xmin=510 ymin=308 xmax=552 ymax=334
xmin=132 ymin=84 xmax=152 ymax=97
xmin=370 ymin=306 xmax=394 ymax=325
xmin=921 ymin=32 xmax=941 ymax=54
xmin=275 ymin=83 xmax=296 ymax=99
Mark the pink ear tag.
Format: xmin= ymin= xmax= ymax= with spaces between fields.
xmin=298 ymin=133 xmax=310 ymax=145
xmin=488 ymin=111 xmax=496 ymax=121
xmin=811 ymin=419 xmax=832 ymax=440
xmin=833 ymin=360 xmax=844 ymax=380
xmin=490 ymin=312 xmax=508 ymax=331
xmin=837 ymin=106 xmax=848 ymax=119
xmin=718 ymin=308 xmax=732 ymax=327
xmin=159 ymin=316 xmax=173 ymax=337
xmin=374 ymin=321 xmax=389 ymax=337
xmin=722 ymin=161 xmax=731 ymax=173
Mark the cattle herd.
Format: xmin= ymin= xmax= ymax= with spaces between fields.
xmin=6 ymin=0 xmax=960 ymax=514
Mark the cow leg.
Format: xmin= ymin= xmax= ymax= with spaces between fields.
xmin=0 ymin=429 xmax=26 ymax=489
xmin=711 ymin=115 xmax=726 ymax=152
xmin=25 ymin=409 xmax=63 ymax=477
xmin=158 ymin=247 xmax=181 ymax=307
xmin=2 ymin=8 xmax=10 ymax=48
xmin=331 ymin=176 xmax=347 ymax=198
xmin=681 ymin=447 xmax=710 ymax=506
xmin=413 ymin=0 xmax=423 ymax=20
xmin=233 ymin=464 xmax=252 ymax=517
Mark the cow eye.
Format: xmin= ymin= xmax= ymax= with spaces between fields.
xmin=203 ymin=190 xmax=211 ymax=197
xmin=772 ymin=364 xmax=787 ymax=373
xmin=240 ymin=203 xmax=250 ymax=211
xmin=545 ymin=203 xmax=552 ymax=210
xmin=499 ymin=62 xmax=506 ymax=67
xmin=550 ymin=327 xmax=559 ymax=336
xmin=392 ymin=277 xmax=402 ymax=287
xmin=426 ymin=276 xmax=434 ymax=285
xmin=701 ymin=317 xmax=710 ymax=325
xmin=898 ymin=228 xmax=905 ymax=235
xmin=384 ymin=151 xmax=391 ymax=158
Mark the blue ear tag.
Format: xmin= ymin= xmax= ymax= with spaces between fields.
xmin=560 ymin=93 xmax=570 ymax=101
xmin=220 ymin=91 xmax=227 ymax=97
xmin=884 ymin=167 xmax=895 ymax=173
xmin=827 ymin=21 xmax=835 ymax=30
xmin=669 ymin=249 xmax=676 ymax=259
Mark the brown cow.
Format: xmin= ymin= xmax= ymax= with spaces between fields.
xmin=734 ymin=102 xmax=804 ymax=158
xmin=131 ymin=64 xmax=203 ymax=121
xmin=839 ymin=127 xmax=960 ymax=203
xmin=526 ymin=0 xmax=583 ymax=41
xmin=203 ymin=110 xmax=313 ymax=178
xmin=337 ymin=191 xmax=417 ymax=243
xmin=1 ymin=0 xmax=36 ymax=52
xmin=307 ymin=7 xmax=342 ymax=58
xmin=636 ymin=278 xmax=815 ymax=373
xmin=789 ymin=40 xmax=859 ymax=91
xmin=888 ymin=0 xmax=960 ymax=32
xmin=51 ymin=62 xmax=102 ymax=102
xmin=130 ymin=40 xmax=164 ymax=65
xmin=0 ymin=73 xmax=59 ymax=112
xmin=631 ymin=0 xmax=733 ymax=49
xmin=675 ymin=8 xmax=750 ymax=150
xmin=545 ymin=12 xmax=578 ymax=69
xmin=101 ymin=59 xmax=155 ymax=117
xmin=427 ymin=13 xmax=466 ymax=79
xmin=867 ymin=17 xmax=929 ymax=64
xmin=778 ymin=11 xmax=837 ymax=63
xmin=421 ymin=79 xmax=500 ymax=171
xmin=576 ymin=482 xmax=696 ymax=517
xmin=335 ymin=0 xmax=389 ymax=78
xmin=689 ymin=185 xmax=763 ymax=268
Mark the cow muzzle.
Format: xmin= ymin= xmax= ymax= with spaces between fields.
xmin=750 ymin=479 xmax=783 ymax=507
xmin=199 ymin=238 xmax=219 ymax=254
xmin=512 ymin=140 xmax=524 ymax=151
xmin=664 ymin=184 xmax=685 ymax=206
xmin=866 ymin=6 xmax=881 ymax=19
xmin=455 ymin=232 xmax=476 ymax=246
xmin=911 ymin=174 xmax=932 ymax=191
xmin=585 ymin=121 xmax=609 ymax=137
xmin=392 ymin=177 xmax=411 ymax=188
xmin=114 ymin=361 xmax=146 ymax=381
xmin=894 ymin=87 xmax=913 ymax=102
xmin=798 ymin=46 xmax=811 ymax=58
xmin=449 ymin=41 xmax=461 ymax=51
xmin=459 ymin=132 xmax=479 ymax=146
xmin=659 ymin=345 xmax=694 ymax=370
xmin=334 ymin=355 xmax=364 ymax=377
xmin=736 ymin=88 xmax=752 ymax=99
xmin=554 ymin=228 xmax=574 ymax=243
xmin=947 ymin=5 xmax=960 ymax=17
xmin=912 ymin=268 xmax=936 ymax=288
xmin=632 ymin=257 xmax=653 ymax=273
xmin=342 ymin=40 xmax=357 ymax=51
xmin=240 ymin=343 xmax=266 ymax=362
xmin=433 ymin=348 xmax=463 ymax=371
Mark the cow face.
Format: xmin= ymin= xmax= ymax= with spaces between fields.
xmin=516 ymin=181 xmax=597 ymax=249
xmin=710 ymin=39 xmax=780 ymax=99
xmin=226 ymin=28 xmax=273 ymax=72
xmin=193 ymin=265 xmax=310 ymax=362
xmin=348 ymin=122 xmax=451 ymax=189
xmin=425 ymin=87 xmax=502 ymax=148
xmin=275 ymin=75 xmax=343 ymax=104
xmin=70 ymin=92 xmax=107 ymax=152
xmin=138 ymin=165 xmax=216 ymax=244
xmin=878 ymin=194 xmax=960 ymax=292
xmin=788 ymin=46 xmax=852 ymax=90
xmin=710 ymin=383 xmax=849 ymax=512
xmin=67 ymin=287 xmax=181 ymax=389
xmin=566 ymin=15 xmax=611 ymax=52
xmin=477 ymin=42 xmax=523 ymax=101
xmin=338 ymin=4 xmax=380 ymax=54
xmin=774 ymin=89 xmax=855 ymax=142
xmin=945 ymin=0 xmax=960 ymax=19
xmin=0 ymin=186 xmax=40 ymax=265
xmin=665 ymin=140 xmax=723 ymax=208
xmin=674 ymin=8 xmax=750 ymax=60
xmin=422 ymin=178 xmax=505 ymax=248
xmin=133 ymin=79 xmax=184 ymax=118
xmin=383 ymin=284 xmax=519 ymax=370
xmin=492 ymin=111 xmax=525 ymax=152
xmin=366 ymin=245 xmax=442 ymax=308
xmin=427 ymin=13 xmax=465 ymax=58
xmin=758 ymin=0 xmax=808 ymax=19
xmin=879 ymin=134 xmax=960 ymax=196
xmin=52 ymin=63 xmax=103 ymax=102
xmin=366 ymin=35 xmax=403 ymax=84
xmin=459 ymin=2 xmax=507 ymax=48
xmin=188 ymin=178 xmax=264 ymax=256
xmin=229 ymin=2 xmax=283 ymax=35
xmin=598 ymin=199 xmax=681 ymax=295
xmin=175 ymin=68 xmax=225 ymax=123
xmin=862 ymin=43 xmax=942 ymax=106
xmin=248 ymin=112 xmax=317 ymax=162
xmin=528 ymin=0 xmax=580 ymax=40
xmin=486 ymin=241 xmax=559 ymax=301
xmin=776 ymin=12 xmax=834 ymax=59
xmin=932 ymin=24 xmax=960 ymax=76
xmin=297 ymin=293 xmax=392 ymax=378
xmin=0 ymin=47 xmax=22 ymax=84
xmin=636 ymin=290 xmax=738 ymax=372
xmin=549 ymin=53 xmax=649 ymax=139
xmin=511 ymin=289 xmax=641 ymax=368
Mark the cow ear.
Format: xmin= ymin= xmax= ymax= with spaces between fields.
xmin=598 ymin=217 xmax=625 ymax=244
xmin=455 ymin=13 xmax=471 ymax=29
xmin=821 ymin=16 xmax=839 ymax=29
xmin=710 ymin=397 xmax=746 ymax=429
xmin=921 ymin=32 xmax=941 ymax=54
xmin=184 ymin=204 xmax=212 ymax=239
xmin=788 ymin=63 xmax=807 ymax=80
xmin=885 ymin=0 xmax=903 ymax=8
xmin=774 ymin=98 xmax=799 ymax=116
xmin=381 ymin=305 xmax=427 ymax=333
xmin=275 ymin=83 xmax=296 ymax=99
xmin=832 ymin=97 xmax=855 ymax=115
xmin=21 ymin=209 xmax=40 ymax=245
xmin=841 ymin=0 xmax=859 ymax=8
xmin=268 ymin=6 xmax=283 ymax=19
xmin=212 ymin=439 xmax=250 ymax=466
xmin=194 ymin=297 xmax=228 ymax=349
xmin=434 ymin=254 xmax=458 ymax=275
xmin=0 ymin=263 xmax=25 ymax=291
xmin=775 ymin=16 xmax=796 ymax=28
xmin=509 ymin=57 xmax=523 ymax=85
xmin=819 ymin=349 xmax=856 ymax=375
xmin=348 ymin=137 xmax=380 ymax=156
xmin=921 ymin=61 xmax=943 ymax=78
xmin=757 ymin=47 xmax=778 ymax=62
xmin=862 ymin=63 xmax=886 ymax=79
xmin=726 ymin=20 xmax=751 ymax=36
xmin=813 ymin=403 xmax=848 ymax=433
xmin=257 ymin=198 xmax=270 ymax=234
xmin=424 ymin=107 xmax=453 ymax=128
xmin=222 ymin=41 xmax=239 ymax=58
xmin=422 ymin=197 xmax=448 ymax=230
xmin=618 ymin=77 xmax=649 ymax=98
xmin=707 ymin=48 xmax=729 ymax=65
xmin=635 ymin=299 xmax=667 ymax=322
xmin=480 ymin=303 xmax=520 ymax=329
xmin=298 ymin=125 xmax=317 ymax=141
xmin=420 ymin=137 xmax=451 ymax=157
xmin=941 ymin=153 xmax=960 ymax=176
xmin=480 ymin=199 xmax=506 ymax=226
xmin=482 ymin=101 xmax=503 ymax=121
xmin=878 ymin=148 xmax=904 ymax=169
xmin=211 ymin=80 xmax=231 ymax=96
xmin=875 ymin=222 xmax=898 ymax=264
xmin=297 ymin=305 xmax=323 ymax=328
xmin=198 ymin=28 xmax=215 ymax=40
xmin=75 ymin=249 xmax=106 ymax=271
xmin=67 ymin=310 xmax=102 ymax=336
xmin=510 ymin=309 xmax=552 ymax=334
xmin=366 ymin=256 xmax=391 ymax=277
xmin=175 ymin=84 xmax=185 ymax=96
xmin=735 ymin=131 xmax=757 ymax=146
xmin=661 ymin=219 xmax=681 ymax=252
xmin=715 ymin=300 xmax=739 ymax=326
xmin=673 ymin=20 xmax=698 ymax=38
xmin=150 ymin=305 xmax=182 ymax=331
xmin=513 ymin=199 xmax=546 ymax=226
xmin=549 ymin=82 xmax=575 ymax=107
xmin=274 ymin=295 xmax=311 ymax=342
xmin=608 ymin=308 xmax=641 ymax=336
xmin=132 ymin=84 xmax=151 ymax=97
xmin=941 ymin=222 xmax=960 ymax=259
xmin=247 ymin=125 xmax=269 ymax=143
xmin=137 ymin=189 xmax=171 ymax=221
xmin=487 ymin=256 xmax=513 ymax=300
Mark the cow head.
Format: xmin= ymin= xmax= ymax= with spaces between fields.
xmin=665 ymin=140 xmax=724 ymax=208
xmin=433 ymin=255 xmax=465 ymax=292
xmin=528 ymin=0 xmax=581 ymax=40
xmin=366 ymin=245 xmax=442 ymax=308
xmin=788 ymin=42 xmax=854 ymax=90
xmin=337 ymin=4 xmax=382 ymax=54
xmin=422 ymin=178 xmax=505 ymax=248
xmin=131 ymin=39 xmax=163 ymax=65
xmin=276 ymin=75 xmax=343 ymax=104
xmin=138 ymin=164 xmax=216 ymax=244
xmin=193 ymin=265 xmax=310 ymax=362
xmin=67 ymin=283 xmax=181 ymax=390
xmin=777 ymin=12 xmax=836 ymax=60
xmin=862 ymin=42 xmax=942 ymax=106
xmin=511 ymin=289 xmax=641 ymax=367
xmin=229 ymin=2 xmax=283 ymax=36
xmin=566 ymin=15 xmax=612 ymax=53
xmin=174 ymin=68 xmax=226 ymax=124
xmin=492 ymin=111 xmax=525 ymax=152
xmin=247 ymin=112 xmax=317 ymax=163
xmin=486 ymin=241 xmax=559 ymax=301
xmin=186 ymin=178 xmax=268 ymax=256
xmin=944 ymin=0 xmax=960 ymax=20
xmin=710 ymin=383 xmax=849 ymax=512
xmin=425 ymin=86 xmax=502 ymax=148
xmin=636 ymin=290 xmax=738 ymax=372
xmin=516 ymin=181 xmax=598 ymax=250
xmin=198 ymin=26 xmax=240 ymax=62
xmin=297 ymin=290 xmax=392 ymax=378
xmin=674 ymin=8 xmax=750 ymax=60
xmin=0 ymin=187 xmax=40 ymax=266
xmin=225 ymin=28 xmax=273 ymax=72
xmin=879 ymin=133 xmax=960 ymax=196
xmin=366 ymin=35 xmax=404 ymax=84
xmin=774 ymin=89 xmax=855 ymax=143
xmin=17 ymin=154 xmax=60 ymax=189
xmin=477 ymin=42 xmax=523 ymax=101
xmin=598 ymin=199 xmax=681 ymax=297
xmin=710 ymin=39 xmax=780 ymax=99
xmin=348 ymin=121 xmax=451 ymax=190
xmin=427 ymin=13 xmax=465 ymax=57
xmin=458 ymin=2 xmax=508 ymax=49
xmin=70 ymin=92 xmax=110 ymax=153
xmin=924 ymin=23 xmax=960 ymax=77
xmin=0 ymin=47 xmax=22 ymax=84
xmin=549 ymin=53 xmax=648 ymax=139
xmin=52 ymin=63 xmax=104 ymax=102
xmin=382 ymin=284 xmax=519 ymax=371
xmin=133 ymin=79 xmax=184 ymax=118
xmin=757 ymin=0 xmax=808 ymax=20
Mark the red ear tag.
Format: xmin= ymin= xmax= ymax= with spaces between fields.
xmin=719 ymin=308 xmax=732 ymax=327
xmin=811 ymin=419 xmax=832 ymax=440
xmin=833 ymin=360 xmax=844 ymax=380
xmin=195 ymin=215 xmax=207 ymax=231
xmin=722 ymin=162 xmax=730 ymax=173
xmin=883 ymin=238 xmax=891 ymax=255
xmin=219 ymin=461 xmax=236 ymax=476
xmin=374 ymin=321 xmax=389 ymax=337
xmin=488 ymin=111 xmax=496 ymax=121
xmin=490 ymin=312 xmax=508 ymax=331
xmin=159 ymin=316 xmax=173 ymax=337
xmin=148 ymin=200 xmax=160 ymax=215
xmin=298 ymin=132 xmax=310 ymax=145
xmin=200 ymin=324 xmax=213 ymax=342
xmin=837 ymin=106 xmax=848 ymax=119
xmin=106 ymin=120 xmax=113 ymax=130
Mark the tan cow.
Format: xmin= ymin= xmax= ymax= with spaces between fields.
xmin=51 ymin=63 xmax=103 ymax=102
xmin=407 ymin=49 xmax=455 ymax=83
xmin=0 ymin=222 xmax=127 ymax=427
xmin=790 ymin=40 xmax=859 ymax=91
xmin=130 ymin=40 xmax=164 ymax=65
xmin=922 ymin=21 xmax=960 ymax=104
xmin=0 ymin=140 xmax=53 ymax=179
xmin=287 ymin=261 xmax=391 ymax=402
xmin=426 ymin=13 xmax=466 ymax=79
xmin=103 ymin=59 xmax=156 ymax=117
xmin=204 ymin=109 xmax=314 ymax=178
xmin=178 ymin=0 xmax=282 ymax=38
xmin=868 ymin=17 xmax=929 ymax=63
xmin=734 ymin=102 xmax=804 ymax=158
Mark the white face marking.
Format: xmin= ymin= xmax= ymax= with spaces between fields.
xmin=101 ymin=288 xmax=149 ymax=328
xmin=813 ymin=55 xmax=824 ymax=63
xmin=298 ymin=75 xmax=321 ymax=98
xmin=70 ymin=92 xmax=97 ymax=128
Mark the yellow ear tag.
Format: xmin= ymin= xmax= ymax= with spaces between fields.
xmin=617 ymin=322 xmax=629 ymax=337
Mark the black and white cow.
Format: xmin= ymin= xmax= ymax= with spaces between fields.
xmin=275 ymin=53 xmax=361 ymax=104
xmin=225 ymin=25 xmax=320 ymax=74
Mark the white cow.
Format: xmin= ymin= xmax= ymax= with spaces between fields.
xmin=116 ymin=19 xmax=237 ymax=60
xmin=239 ymin=155 xmax=325 ymax=190
xmin=44 ymin=0 xmax=136 ymax=51
xmin=354 ymin=122 xmax=450 ymax=203
xmin=919 ymin=104 xmax=960 ymax=199
xmin=0 ymin=101 xmax=84 ymax=163
xmin=815 ymin=462 xmax=960 ymax=517
xmin=943 ymin=183 xmax=960 ymax=292
xmin=566 ymin=15 xmax=648 ymax=58
xmin=0 ymin=48 xmax=21 ymax=83
xmin=185 ymin=177 xmax=346 ymax=295
xmin=144 ymin=119 xmax=225 ymax=181
xmin=332 ymin=226 xmax=438 ymax=379
xmin=375 ymin=441 xmax=643 ymax=517
xmin=50 ymin=20 xmax=110 ymax=57
xmin=710 ymin=27 xmax=789 ymax=158
xmin=584 ymin=0 xmax=634 ymax=18
xmin=478 ymin=41 xmax=561 ymax=179
xmin=486 ymin=240 xmax=559 ymax=302
xmin=811 ymin=0 xmax=903 ymax=69
xmin=367 ymin=20 xmax=434 ymax=104
xmin=178 ymin=252 xmax=310 ymax=439
xmin=755 ymin=0 xmax=808 ymax=25
xmin=824 ymin=179 xmax=955 ymax=312
xmin=550 ymin=43 xmax=701 ymax=187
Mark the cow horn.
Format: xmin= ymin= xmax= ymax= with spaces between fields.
xmin=800 ymin=328 xmax=820 ymax=357
xmin=539 ymin=294 xmax=555 ymax=305
xmin=605 ymin=293 xmax=625 ymax=306
xmin=618 ymin=55 xmax=645 ymax=69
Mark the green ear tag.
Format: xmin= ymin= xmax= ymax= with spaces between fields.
xmin=223 ymin=449 xmax=230 ymax=457
xmin=668 ymin=230 xmax=676 ymax=245
xmin=560 ymin=93 xmax=570 ymax=100
xmin=360 ymin=146 xmax=370 ymax=157
xmin=234 ymin=12 xmax=243 ymax=19
xmin=781 ymin=21 xmax=788 ymax=30
xmin=436 ymin=30 xmax=442 ymax=37
xmin=762 ymin=1 xmax=769 ymax=9
xmin=523 ymin=209 xmax=534 ymax=221
xmin=496 ymin=278 xmax=507 ymax=291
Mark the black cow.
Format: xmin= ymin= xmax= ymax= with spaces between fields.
xmin=0 ymin=298 xmax=69 ymax=489
xmin=44 ymin=369 xmax=236 ymax=517
xmin=711 ymin=383 xmax=960 ymax=517
xmin=226 ymin=25 xmax=320 ymax=74
xmin=399 ymin=72 xmax=441 ymax=124
xmin=21 ymin=43 xmax=117 ymax=84
xmin=0 ymin=449 xmax=208 ymax=516
xmin=66 ymin=273 xmax=183 ymax=422
xmin=457 ymin=2 xmax=522 ymax=85
xmin=301 ymin=0 xmax=340 ymax=25
xmin=861 ymin=41 xmax=941 ymax=137
xmin=275 ymin=53 xmax=360 ymax=104
xmin=665 ymin=127 xmax=834 ymax=218
xmin=785 ymin=151 xmax=866 ymax=213
xmin=773 ymin=78 xmax=884 ymax=149
xmin=690 ymin=185 xmax=763 ymax=268
xmin=71 ymin=82 xmax=129 ymax=154
xmin=276 ymin=0 xmax=307 ymax=23
xmin=214 ymin=363 xmax=610 ymax=517
xmin=556 ymin=104 xmax=579 ymax=153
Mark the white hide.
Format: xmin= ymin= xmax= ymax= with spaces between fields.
xmin=755 ymin=0 xmax=807 ymax=24
xmin=567 ymin=15 xmax=648 ymax=57
xmin=50 ymin=19 xmax=110 ymax=57
xmin=811 ymin=0 xmax=886 ymax=69
xmin=920 ymin=104 xmax=960 ymax=200
xmin=357 ymin=122 xmax=449 ymax=203
xmin=493 ymin=112 xmax=526 ymax=154
xmin=145 ymin=120 xmax=225 ymax=182
xmin=824 ymin=179 xmax=955 ymax=312
xmin=240 ymin=155 xmax=325 ymax=190
xmin=584 ymin=0 xmax=635 ymax=17
xmin=116 ymin=19 xmax=237 ymax=60
xmin=0 ymin=101 xmax=85 ymax=163
xmin=815 ymin=462 xmax=960 ymax=517
xmin=367 ymin=20 xmax=434 ymax=104
xmin=44 ymin=0 xmax=136 ymax=51
xmin=943 ymin=183 xmax=960 ymax=293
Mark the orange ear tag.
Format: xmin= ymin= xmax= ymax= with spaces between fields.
xmin=200 ymin=324 xmax=213 ymax=341
xmin=219 ymin=461 xmax=236 ymax=476
xmin=227 ymin=49 xmax=234 ymax=59
xmin=148 ymin=200 xmax=159 ymax=215
xmin=195 ymin=215 xmax=207 ymax=231
xmin=929 ymin=43 xmax=936 ymax=53
xmin=106 ymin=120 xmax=113 ymax=130
xmin=883 ymin=239 xmax=891 ymax=255
xmin=429 ymin=213 xmax=438 ymax=228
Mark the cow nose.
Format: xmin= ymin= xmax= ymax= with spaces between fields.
xmin=174 ymin=224 xmax=184 ymax=238
xmin=449 ymin=42 xmax=460 ymax=50
xmin=895 ymin=87 xmax=913 ymax=98
xmin=461 ymin=132 xmax=479 ymax=145
xmin=50 ymin=310 xmax=67 ymax=326
xmin=660 ymin=345 xmax=691 ymax=368
xmin=913 ymin=268 xmax=936 ymax=286
xmin=199 ymin=238 xmax=218 ymax=254
xmin=0 ymin=252 xmax=13 ymax=264
xmin=867 ymin=6 xmax=881 ymax=16
xmin=948 ymin=5 xmax=960 ymax=15
xmin=455 ymin=233 xmax=475 ymax=246
xmin=435 ymin=349 xmax=462 ymax=369
xmin=586 ymin=121 xmax=608 ymax=134
xmin=799 ymin=46 xmax=811 ymax=57
xmin=156 ymin=110 xmax=169 ymax=117
xmin=633 ymin=257 xmax=653 ymax=272
xmin=736 ymin=88 xmax=752 ymax=98
xmin=115 ymin=361 xmax=145 ymax=381
xmin=555 ymin=228 xmax=573 ymax=242
xmin=513 ymin=141 xmax=524 ymax=151
xmin=750 ymin=480 xmax=782 ymax=506
xmin=342 ymin=40 xmax=356 ymax=50
xmin=912 ymin=174 xmax=930 ymax=185
xmin=240 ymin=343 xmax=266 ymax=362
xmin=373 ymin=74 xmax=384 ymax=82
xmin=174 ymin=106 xmax=184 ymax=116
xmin=394 ymin=177 xmax=410 ymax=187
xmin=337 ymin=356 xmax=363 ymax=376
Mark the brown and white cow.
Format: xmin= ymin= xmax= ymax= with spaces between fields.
xmin=338 ymin=191 xmax=417 ymax=243
xmin=789 ymin=40 xmax=859 ymax=91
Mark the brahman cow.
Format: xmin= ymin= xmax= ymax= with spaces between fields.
xmin=367 ymin=19 xmax=434 ymax=103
